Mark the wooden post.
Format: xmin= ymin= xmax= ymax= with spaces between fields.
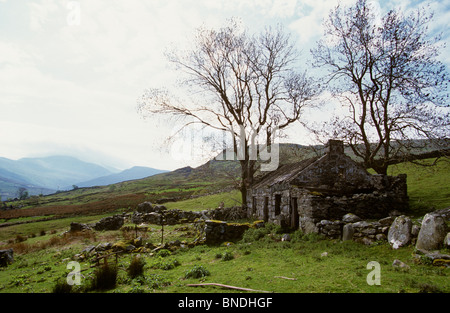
xmin=160 ymin=210 xmax=165 ymax=245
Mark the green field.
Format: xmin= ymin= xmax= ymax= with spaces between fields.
xmin=0 ymin=157 xmax=449 ymax=293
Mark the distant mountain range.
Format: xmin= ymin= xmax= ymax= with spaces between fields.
xmin=0 ymin=156 xmax=167 ymax=201
xmin=73 ymin=166 xmax=168 ymax=188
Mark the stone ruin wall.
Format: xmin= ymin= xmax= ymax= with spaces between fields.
xmin=248 ymin=174 xmax=409 ymax=234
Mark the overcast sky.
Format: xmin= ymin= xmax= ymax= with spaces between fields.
xmin=1 ymin=0 xmax=449 ymax=171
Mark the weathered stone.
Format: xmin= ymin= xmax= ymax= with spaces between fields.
xmin=281 ymin=234 xmax=291 ymax=242
xmin=411 ymin=224 xmax=421 ymax=237
xmin=445 ymin=233 xmax=450 ymax=249
xmin=82 ymin=245 xmax=96 ymax=255
xmin=94 ymin=215 xmax=124 ymax=231
xmin=375 ymin=233 xmax=386 ymax=241
xmin=70 ymin=222 xmax=91 ymax=232
xmin=388 ymin=215 xmax=412 ymax=249
xmin=300 ymin=217 xmax=319 ymax=234
xmin=136 ymin=201 xmax=154 ymax=213
xmin=352 ymin=221 xmax=371 ymax=229
xmin=95 ymin=242 xmax=112 ymax=251
xmin=416 ymin=213 xmax=448 ymax=251
xmin=392 ymin=259 xmax=410 ymax=270
xmin=342 ymin=213 xmax=361 ymax=223
xmin=361 ymin=237 xmax=374 ymax=245
xmin=0 ymin=248 xmax=13 ymax=267
xmin=378 ymin=216 xmax=394 ymax=226
xmin=342 ymin=224 xmax=354 ymax=241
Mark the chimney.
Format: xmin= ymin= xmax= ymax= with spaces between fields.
xmin=327 ymin=139 xmax=344 ymax=156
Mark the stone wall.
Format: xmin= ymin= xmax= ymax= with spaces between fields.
xmin=203 ymin=220 xmax=264 ymax=244
xmin=131 ymin=205 xmax=247 ymax=226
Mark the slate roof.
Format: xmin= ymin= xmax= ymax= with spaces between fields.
xmin=251 ymin=156 xmax=319 ymax=189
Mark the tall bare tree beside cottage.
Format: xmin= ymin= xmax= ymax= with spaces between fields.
xmin=138 ymin=20 xmax=319 ymax=205
xmin=311 ymin=0 xmax=449 ymax=174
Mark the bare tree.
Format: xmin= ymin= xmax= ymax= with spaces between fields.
xmin=137 ymin=20 xmax=319 ymax=205
xmin=311 ymin=0 xmax=449 ymax=174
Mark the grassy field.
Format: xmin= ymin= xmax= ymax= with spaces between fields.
xmin=0 ymin=222 xmax=448 ymax=293
xmin=0 ymin=157 xmax=449 ymax=294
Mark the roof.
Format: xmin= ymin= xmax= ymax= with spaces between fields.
xmin=251 ymin=156 xmax=319 ymax=189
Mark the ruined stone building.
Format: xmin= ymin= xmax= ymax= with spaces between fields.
xmin=247 ymin=140 xmax=408 ymax=234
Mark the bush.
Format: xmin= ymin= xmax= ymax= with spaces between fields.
xmin=91 ymin=262 xmax=118 ymax=290
xmin=152 ymin=258 xmax=180 ymax=270
xmin=155 ymin=249 xmax=171 ymax=258
xmin=221 ymin=251 xmax=234 ymax=261
xmin=184 ymin=265 xmax=210 ymax=279
xmin=241 ymin=223 xmax=282 ymax=243
xmin=52 ymin=278 xmax=73 ymax=293
xmin=128 ymin=255 xmax=146 ymax=279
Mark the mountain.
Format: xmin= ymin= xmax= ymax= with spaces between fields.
xmin=0 ymin=156 xmax=114 ymax=193
xmin=74 ymin=166 xmax=169 ymax=187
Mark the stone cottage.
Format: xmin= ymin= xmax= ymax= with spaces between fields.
xmin=247 ymin=140 xmax=408 ymax=233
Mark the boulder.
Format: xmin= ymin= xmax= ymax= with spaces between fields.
xmin=445 ymin=233 xmax=450 ymax=249
xmin=70 ymin=222 xmax=91 ymax=232
xmin=0 ymin=248 xmax=13 ymax=267
xmin=416 ymin=213 xmax=448 ymax=251
xmin=281 ymin=234 xmax=291 ymax=242
xmin=136 ymin=202 xmax=154 ymax=213
xmin=94 ymin=215 xmax=124 ymax=231
xmin=342 ymin=213 xmax=361 ymax=223
xmin=342 ymin=224 xmax=354 ymax=241
xmin=387 ymin=215 xmax=412 ymax=249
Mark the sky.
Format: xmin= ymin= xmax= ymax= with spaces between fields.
xmin=0 ymin=0 xmax=449 ymax=171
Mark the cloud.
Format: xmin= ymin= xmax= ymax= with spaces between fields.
xmin=0 ymin=0 xmax=448 ymax=171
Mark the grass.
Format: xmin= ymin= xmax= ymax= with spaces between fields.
xmin=164 ymin=190 xmax=242 ymax=211
xmin=1 ymin=226 xmax=447 ymax=293
xmin=386 ymin=158 xmax=450 ymax=216
xmin=0 ymin=157 xmax=448 ymax=293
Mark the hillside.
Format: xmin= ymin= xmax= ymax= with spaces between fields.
xmin=72 ymin=166 xmax=169 ymax=188
xmin=1 ymin=139 xmax=448 ymax=220
xmin=0 ymin=156 xmax=113 ymax=191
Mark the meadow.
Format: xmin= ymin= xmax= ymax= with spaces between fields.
xmin=0 ymin=157 xmax=448 ymax=293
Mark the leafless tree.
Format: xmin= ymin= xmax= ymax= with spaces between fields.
xmin=137 ymin=20 xmax=319 ymax=205
xmin=311 ymin=0 xmax=449 ymax=174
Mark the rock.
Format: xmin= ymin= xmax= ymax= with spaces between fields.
xmin=361 ymin=237 xmax=374 ymax=246
xmin=375 ymin=233 xmax=386 ymax=241
xmin=342 ymin=224 xmax=354 ymax=241
xmin=342 ymin=213 xmax=361 ymax=223
xmin=70 ymin=222 xmax=92 ymax=232
xmin=416 ymin=213 xmax=448 ymax=251
xmin=300 ymin=217 xmax=319 ymax=234
xmin=82 ymin=245 xmax=96 ymax=255
xmin=378 ymin=216 xmax=394 ymax=226
xmin=445 ymin=233 xmax=450 ymax=249
xmin=94 ymin=215 xmax=124 ymax=231
xmin=95 ymin=242 xmax=112 ymax=251
xmin=392 ymin=259 xmax=410 ymax=270
xmin=281 ymin=234 xmax=291 ymax=242
xmin=387 ymin=215 xmax=412 ymax=249
xmin=133 ymin=237 xmax=143 ymax=247
xmin=411 ymin=224 xmax=421 ymax=237
xmin=0 ymin=248 xmax=13 ymax=267
xmin=137 ymin=201 xmax=154 ymax=213
xmin=321 ymin=252 xmax=328 ymax=257
xmin=352 ymin=221 xmax=371 ymax=229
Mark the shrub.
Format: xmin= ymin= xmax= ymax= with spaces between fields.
xmin=91 ymin=262 xmax=118 ymax=290
xmin=146 ymin=274 xmax=171 ymax=289
xmin=128 ymin=255 xmax=146 ymax=279
xmin=52 ymin=278 xmax=73 ymax=293
xmin=155 ymin=249 xmax=171 ymax=258
xmin=241 ymin=223 xmax=282 ymax=242
xmin=221 ymin=251 xmax=234 ymax=261
xmin=152 ymin=258 xmax=180 ymax=270
xmin=184 ymin=265 xmax=210 ymax=279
